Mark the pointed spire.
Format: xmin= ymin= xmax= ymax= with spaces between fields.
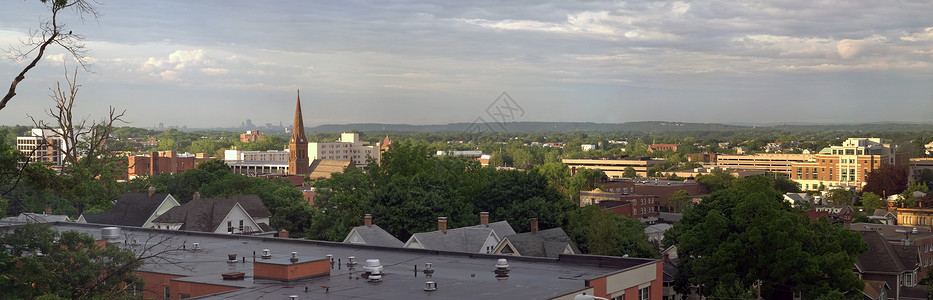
xmin=288 ymin=90 xmax=310 ymax=175
xmin=291 ymin=89 xmax=306 ymax=144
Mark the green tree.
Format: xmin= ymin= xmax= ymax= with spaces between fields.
xmin=669 ymin=190 xmax=692 ymax=213
xmin=667 ymin=176 xmax=866 ymax=298
xmin=566 ymin=168 xmax=604 ymax=204
xmin=773 ymin=175 xmax=802 ymax=193
xmin=0 ymin=224 xmax=142 ymax=299
xmin=695 ymin=168 xmax=736 ymax=193
xmin=860 ymin=192 xmax=885 ymax=210
xmin=622 ymin=166 xmax=636 ymax=178
xmin=566 ymin=205 xmax=658 ymax=258
xmin=825 ymin=188 xmax=854 ymax=205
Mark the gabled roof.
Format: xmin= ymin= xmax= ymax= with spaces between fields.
xmin=862 ymin=280 xmax=888 ymax=300
xmin=343 ymin=224 xmax=404 ymax=247
xmin=81 ymin=192 xmax=175 ymax=227
xmin=0 ymin=213 xmax=71 ymax=225
xmin=500 ymin=227 xmax=581 ymax=258
xmin=152 ymin=195 xmax=272 ymax=233
xmin=406 ymin=227 xmax=497 ymax=253
xmin=856 ymin=230 xmax=908 ymax=275
xmin=463 ymin=220 xmax=516 ymax=240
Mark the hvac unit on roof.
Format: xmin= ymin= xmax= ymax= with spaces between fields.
xmin=423 ymin=262 xmax=434 ymax=277
xmin=261 ymin=249 xmax=271 ymax=259
xmin=363 ymin=259 xmax=383 ymax=282
xmin=494 ymin=258 xmax=510 ymax=280
xmin=101 ymin=227 xmax=120 ymax=241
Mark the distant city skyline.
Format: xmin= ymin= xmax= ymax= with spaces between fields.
xmin=2 ymin=1 xmax=933 ymax=128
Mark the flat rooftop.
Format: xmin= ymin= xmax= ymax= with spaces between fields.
xmin=28 ymin=222 xmax=658 ymax=299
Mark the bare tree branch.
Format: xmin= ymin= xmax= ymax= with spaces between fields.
xmin=1 ymin=0 xmax=100 ymax=112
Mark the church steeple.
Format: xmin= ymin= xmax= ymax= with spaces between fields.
xmin=288 ymin=90 xmax=309 ymax=175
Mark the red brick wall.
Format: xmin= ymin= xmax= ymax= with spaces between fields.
xmin=254 ymin=259 xmax=329 ymax=281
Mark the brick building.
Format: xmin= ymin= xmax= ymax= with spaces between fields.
xmin=790 ymin=138 xmax=908 ymax=191
xmin=580 ymin=188 xmax=660 ymax=222
xmin=127 ymin=151 xmax=211 ymax=180
xmin=239 ymin=130 xmax=264 ymax=143
xmin=648 ymin=144 xmax=679 ymax=153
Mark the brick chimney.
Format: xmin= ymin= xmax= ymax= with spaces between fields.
xmin=530 ymin=218 xmax=539 ymax=233
xmin=480 ymin=212 xmax=489 ymax=227
xmin=44 ymin=205 xmax=52 ymax=215
xmin=279 ymin=229 xmax=289 ymax=238
xmin=438 ymin=217 xmax=448 ymax=233
xmin=663 ymin=253 xmax=670 ymax=263
xmin=148 ymin=186 xmax=156 ymax=198
xmin=192 ymin=190 xmax=200 ymax=200
xmin=364 ymin=214 xmax=372 ymax=227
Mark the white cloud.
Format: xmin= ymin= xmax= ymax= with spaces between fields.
xmin=159 ymin=70 xmax=178 ymax=81
xmin=200 ymin=67 xmax=228 ymax=75
xmin=45 ymin=54 xmax=65 ymax=63
xmin=901 ymin=27 xmax=933 ymax=42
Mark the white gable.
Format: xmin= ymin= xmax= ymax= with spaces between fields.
xmin=212 ymin=202 xmax=263 ymax=234
xmin=404 ymin=236 xmax=424 ymax=249
xmin=493 ymin=238 xmax=520 ymax=256
xmin=344 ymin=228 xmax=365 ymax=244
xmin=143 ymin=194 xmax=181 ymax=228
xmin=480 ymin=232 xmax=498 ymax=254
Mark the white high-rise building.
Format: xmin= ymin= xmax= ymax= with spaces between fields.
xmin=308 ymin=132 xmax=379 ymax=168
xmin=16 ymin=128 xmax=68 ymax=169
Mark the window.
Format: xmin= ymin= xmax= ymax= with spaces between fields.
xmin=227 ymin=221 xmax=233 ymax=233
xmin=164 ymin=286 xmax=170 ymax=300
xmin=239 ymin=220 xmax=244 ymax=231
xmin=639 ymin=287 xmax=649 ymax=300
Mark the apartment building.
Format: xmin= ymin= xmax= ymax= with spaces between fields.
xmin=563 ymin=157 xmax=665 ymax=178
xmin=308 ymin=132 xmax=379 ymax=168
xmin=16 ymin=128 xmax=68 ymax=169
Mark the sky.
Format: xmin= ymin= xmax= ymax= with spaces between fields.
xmin=2 ymin=1 xmax=933 ymax=129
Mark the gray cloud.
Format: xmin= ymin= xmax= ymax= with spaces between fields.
xmin=1 ymin=0 xmax=933 ymax=127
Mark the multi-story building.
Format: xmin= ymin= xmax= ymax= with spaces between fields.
xmin=224 ymin=149 xmax=289 ymax=176
xmin=239 ymin=130 xmax=264 ymax=143
xmin=910 ymin=158 xmax=933 ymax=181
xmin=580 ymin=188 xmax=660 ymax=222
xmin=714 ymin=153 xmax=812 ymax=174
xmin=308 ymin=132 xmax=379 ymax=169
xmin=563 ymin=157 xmax=665 ymax=178
xmin=16 ymin=128 xmax=68 ymax=169
xmin=127 ymin=151 xmax=210 ymax=180
xmin=648 ymin=144 xmax=679 ymax=153
xmin=790 ymin=138 xmax=908 ymax=191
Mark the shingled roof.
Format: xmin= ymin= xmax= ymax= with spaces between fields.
xmin=499 ymin=227 xmax=581 ymax=258
xmin=152 ymin=195 xmax=271 ymax=233
xmin=856 ymin=230 xmax=908 ymax=274
xmin=343 ymin=224 xmax=405 ymax=247
xmin=82 ymin=192 xmax=175 ymax=227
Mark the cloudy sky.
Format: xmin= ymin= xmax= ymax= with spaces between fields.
xmin=2 ymin=1 xmax=933 ymax=128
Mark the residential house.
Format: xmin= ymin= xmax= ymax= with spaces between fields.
xmin=783 ymin=192 xmax=813 ymax=207
xmin=0 ymin=205 xmax=70 ymax=225
xmin=853 ymin=223 xmax=933 ymax=279
xmin=492 ymin=218 xmax=581 ymax=258
xmin=78 ymin=187 xmax=179 ymax=228
xmin=855 ymin=230 xmax=926 ymax=300
xmin=342 ymin=214 xmax=404 ymax=247
xmin=403 ymin=214 xmax=516 ymax=254
xmin=151 ymin=194 xmax=275 ymax=236
xmin=645 ymin=223 xmax=673 ymax=243
xmin=812 ymin=205 xmax=854 ymax=224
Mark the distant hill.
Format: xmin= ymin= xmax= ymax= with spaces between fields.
xmin=306 ymin=121 xmax=751 ymax=133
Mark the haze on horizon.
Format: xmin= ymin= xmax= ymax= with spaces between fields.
xmin=2 ymin=1 xmax=933 ymax=129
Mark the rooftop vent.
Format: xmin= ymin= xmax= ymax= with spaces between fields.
xmin=346 ymin=256 xmax=357 ymax=269
xmin=424 ymin=281 xmax=437 ymax=291
xmin=131 ymin=238 xmax=140 ymax=246
xmin=494 ymin=258 xmax=510 ymax=280
xmin=192 ymin=242 xmax=201 ymax=252
xmin=228 ymin=253 xmax=238 ymax=263
xmin=290 ymin=252 xmax=299 ymax=263
xmin=261 ymin=249 xmax=271 ymax=259
xmin=364 ymin=259 xmax=383 ymax=282
xmin=423 ymin=262 xmax=434 ymax=277
xmin=101 ymin=227 xmax=120 ymax=241
xmin=222 ymin=272 xmax=245 ymax=280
